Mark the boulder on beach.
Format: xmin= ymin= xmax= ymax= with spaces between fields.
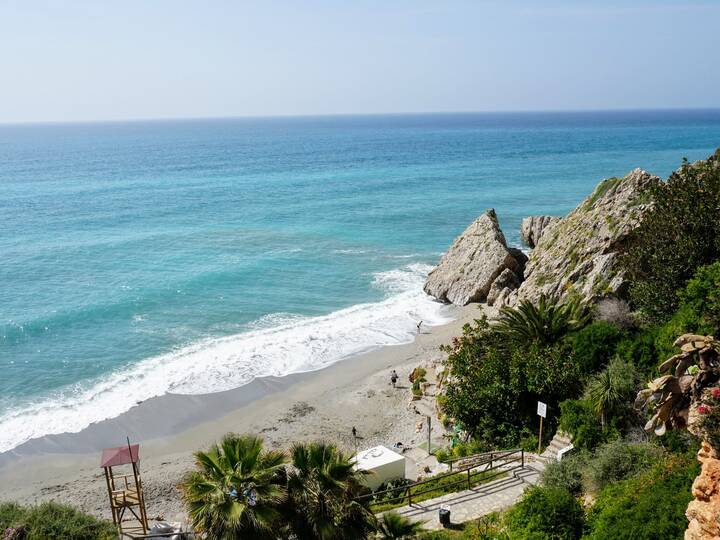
xmin=423 ymin=209 xmax=522 ymax=305
xmin=520 ymin=215 xmax=560 ymax=248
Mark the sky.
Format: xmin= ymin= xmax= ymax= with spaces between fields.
xmin=1 ymin=0 xmax=719 ymax=123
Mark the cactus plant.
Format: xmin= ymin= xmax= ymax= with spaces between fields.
xmin=635 ymin=334 xmax=720 ymax=437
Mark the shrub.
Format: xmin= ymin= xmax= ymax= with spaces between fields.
xmin=581 ymin=440 xmax=663 ymax=493
xmin=371 ymin=478 xmax=413 ymax=505
xmin=624 ymin=150 xmax=720 ymax=323
xmin=570 ymin=321 xmax=626 ymax=374
xmin=540 ymin=453 xmax=587 ymax=496
xmin=441 ymin=316 xmax=583 ymax=449
xmin=0 ymin=502 xmax=115 ymax=540
xmin=409 ymin=367 xmax=427 ymax=383
xmin=653 ymin=302 xmax=707 ymax=361
xmin=681 ymin=262 xmax=720 ymax=334
xmin=559 ymin=398 xmax=616 ymax=451
xmin=628 ymin=263 xmax=720 ymax=369
xmin=459 ymin=513 xmax=510 ymax=540
xmin=585 ymin=453 xmax=698 ymax=539
xmin=503 ymin=486 xmax=585 ymax=540
xmin=654 ymin=429 xmax=700 ymax=454
xmin=594 ymin=298 xmax=636 ymax=330
xmin=616 ymin=328 xmax=659 ymax=375
xmin=419 ymin=514 xmax=510 ymax=539
xmin=699 ymin=386 xmax=720 ymax=453
xmin=435 ymin=439 xmax=489 ymax=463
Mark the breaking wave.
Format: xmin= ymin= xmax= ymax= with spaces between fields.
xmin=0 ymin=263 xmax=455 ymax=453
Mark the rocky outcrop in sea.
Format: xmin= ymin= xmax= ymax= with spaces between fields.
xmin=425 ymin=168 xmax=659 ymax=307
xmin=423 ymin=209 xmax=524 ymax=305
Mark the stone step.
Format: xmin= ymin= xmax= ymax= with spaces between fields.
xmin=547 ymin=440 xmax=569 ymax=453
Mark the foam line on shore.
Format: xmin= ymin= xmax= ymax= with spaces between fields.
xmin=0 ymin=263 xmax=455 ymax=453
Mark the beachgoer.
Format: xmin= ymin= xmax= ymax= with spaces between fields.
xmin=416 ymin=320 xmax=423 ymax=334
xmin=352 ymin=426 xmax=357 ymax=439
xmin=390 ymin=369 xmax=398 ymax=388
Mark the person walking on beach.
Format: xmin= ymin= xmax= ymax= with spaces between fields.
xmin=390 ymin=369 xmax=398 ymax=388
xmin=416 ymin=320 xmax=423 ymax=334
xmin=352 ymin=426 xmax=357 ymax=439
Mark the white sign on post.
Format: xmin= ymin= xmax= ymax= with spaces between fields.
xmin=537 ymin=401 xmax=547 ymax=418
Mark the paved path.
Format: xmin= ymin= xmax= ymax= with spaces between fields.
xmin=388 ymin=461 xmax=545 ymax=530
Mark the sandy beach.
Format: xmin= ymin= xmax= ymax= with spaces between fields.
xmin=0 ymin=303 xmax=489 ymax=522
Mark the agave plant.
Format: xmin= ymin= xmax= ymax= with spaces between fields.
xmin=635 ymin=334 xmax=720 ymax=436
xmin=377 ymin=511 xmax=424 ymax=539
xmin=285 ymin=442 xmax=375 ymax=540
xmin=181 ymin=434 xmax=288 ymax=540
xmin=493 ymin=295 xmax=589 ymax=345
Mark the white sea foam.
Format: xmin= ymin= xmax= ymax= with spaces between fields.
xmin=0 ymin=263 xmax=455 ymax=453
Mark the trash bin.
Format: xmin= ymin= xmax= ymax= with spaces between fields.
xmin=439 ymin=504 xmax=451 ymax=527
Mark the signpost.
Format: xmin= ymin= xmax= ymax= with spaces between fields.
xmin=537 ymin=401 xmax=547 ymax=454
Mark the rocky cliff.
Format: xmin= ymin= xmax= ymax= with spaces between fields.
xmin=425 ymin=168 xmax=659 ymax=307
xmin=423 ymin=209 xmax=524 ymax=305
xmin=685 ymin=442 xmax=720 ymax=540
xmin=514 ymin=168 xmax=659 ymax=305
xmin=520 ymin=215 xmax=560 ymax=248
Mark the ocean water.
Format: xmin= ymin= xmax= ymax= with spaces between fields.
xmin=1 ymin=110 xmax=720 ymax=453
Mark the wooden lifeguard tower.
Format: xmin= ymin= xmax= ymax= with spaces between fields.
xmin=101 ymin=441 xmax=149 ymax=536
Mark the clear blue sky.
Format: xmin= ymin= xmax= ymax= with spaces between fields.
xmin=1 ymin=0 xmax=719 ymax=123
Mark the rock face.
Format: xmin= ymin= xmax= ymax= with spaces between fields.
xmin=686 ymin=442 xmax=720 ymax=540
xmin=486 ymin=268 xmax=520 ymax=307
xmin=514 ymin=168 xmax=660 ymax=306
xmin=520 ymin=215 xmax=560 ymax=248
xmin=424 ymin=209 xmax=522 ymax=305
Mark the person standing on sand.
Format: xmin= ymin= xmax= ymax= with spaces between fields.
xmin=390 ymin=370 xmax=398 ymax=388
xmin=416 ymin=320 xmax=423 ymax=334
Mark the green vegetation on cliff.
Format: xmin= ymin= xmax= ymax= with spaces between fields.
xmin=433 ymin=151 xmax=720 ymax=540
xmin=624 ymin=149 xmax=720 ymax=323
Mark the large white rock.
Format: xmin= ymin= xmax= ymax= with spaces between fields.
xmin=424 ymin=209 xmax=521 ymax=305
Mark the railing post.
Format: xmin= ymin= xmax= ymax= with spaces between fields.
xmin=489 ymin=451 xmax=493 ymax=471
xmin=449 ymin=461 xmax=453 ymax=472
xmin=521 ymin=449 xmax=525 ymax=469
xmin=467 ymin=468 xmax=471 ymax=489
xmin=407 ymin=486 xmax=412 ymax=507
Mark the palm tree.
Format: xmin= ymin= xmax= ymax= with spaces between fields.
xmin=181 ymin=433 xmax=288 ymax=540
xmin=586 ymin=357 xmax=638 ymax=430
xmin=377 ymin=512 xmax=424 ymax=539
xmin=285 ymin=441 xmax=376 ymax=540
xmin=493 ymin=295 xmax=589 ymax=345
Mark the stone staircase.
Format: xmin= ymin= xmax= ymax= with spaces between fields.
xmin=538 ymin=431 xmax=573 ymax=463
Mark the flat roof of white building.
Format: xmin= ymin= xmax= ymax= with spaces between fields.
xmin=354 ymin=445 xmax=404 ymax=470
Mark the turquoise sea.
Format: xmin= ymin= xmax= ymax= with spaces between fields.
xmin=2 ymin=110 xmax=720 ymax=453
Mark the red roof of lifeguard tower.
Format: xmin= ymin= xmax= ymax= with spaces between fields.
xmin=100 ymin=444 xmax=140 ymax=468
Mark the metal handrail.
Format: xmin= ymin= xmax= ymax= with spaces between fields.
xmin=445 ymin=448 xmax=521 ymax=471
xmin=358 ymin=448 xmax=524 ymax=508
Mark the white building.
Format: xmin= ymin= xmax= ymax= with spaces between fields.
xmin=353 ymin=445 xmax=406 ymax=490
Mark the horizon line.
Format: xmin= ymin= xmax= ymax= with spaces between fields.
xmin=2 ymin=106 xmax=720 ymax=128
